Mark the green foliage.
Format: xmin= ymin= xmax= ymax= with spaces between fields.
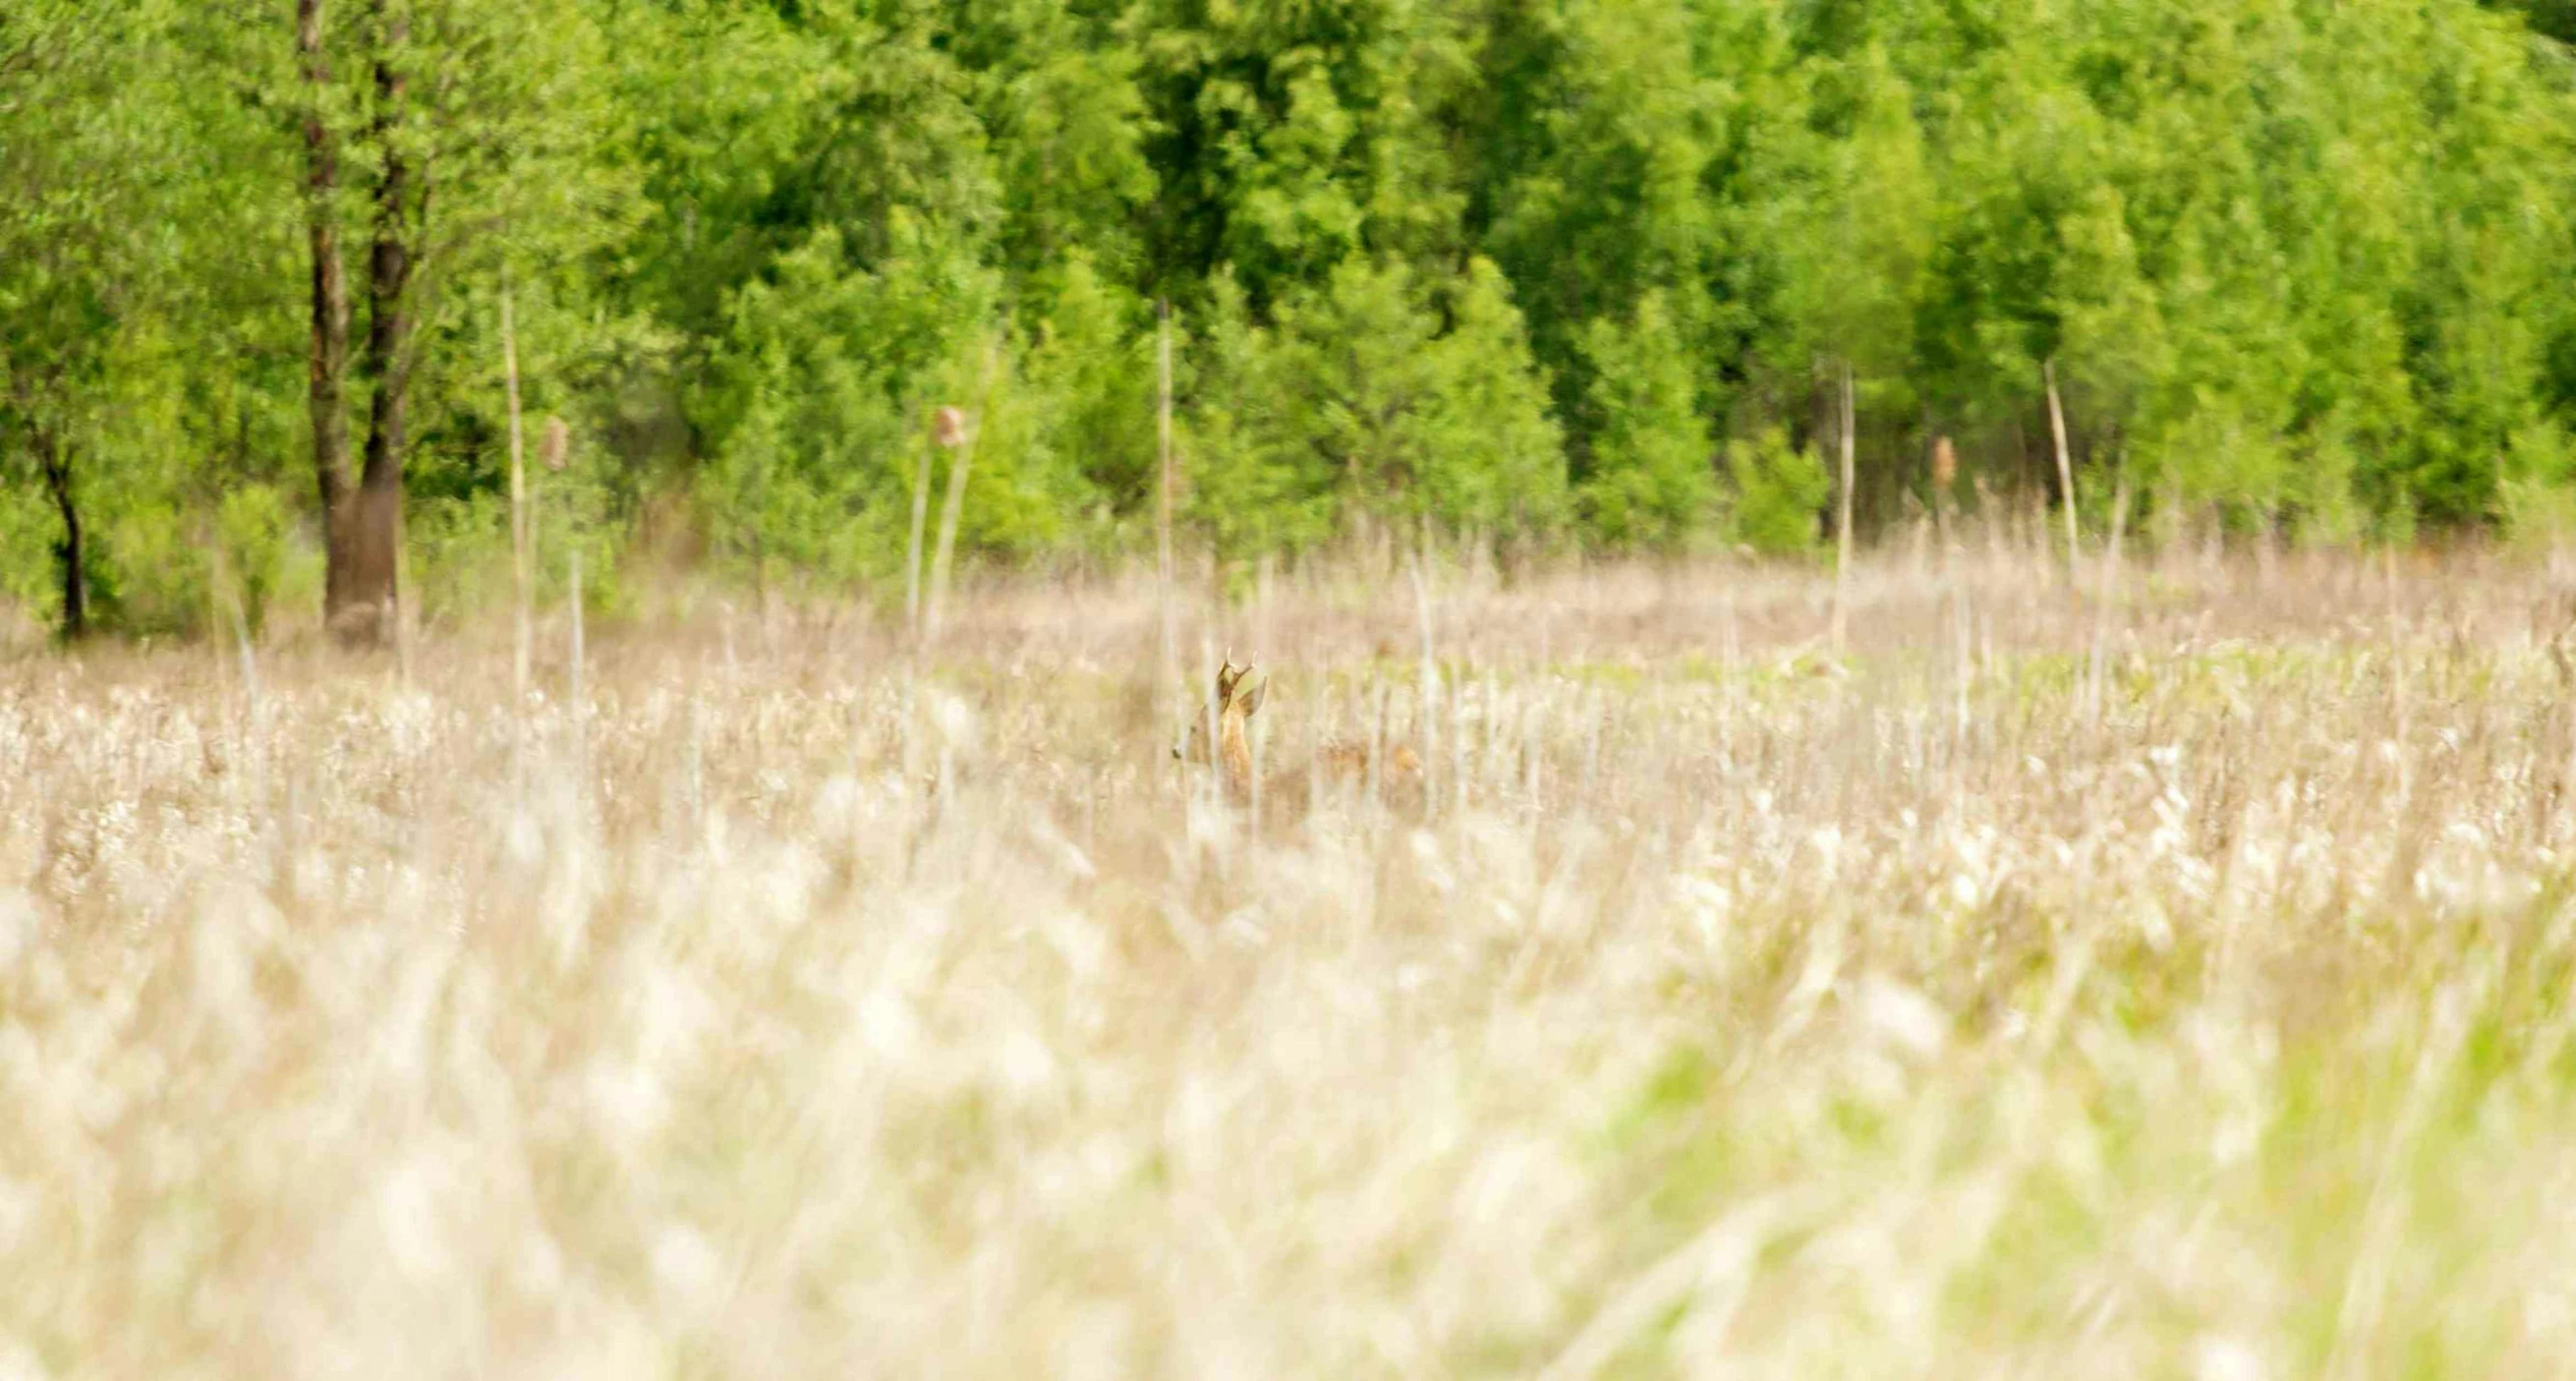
xmin=2499 ymin=419 xmax=2576 ymax=549
xmin=1274 ymin=258 xmax=1458 ymax=525
xmin=1021 ymin=256 xmax=1155 ymax=523
xmin=1579 ymin=292 xmax=1717 ymax=550
xmin=696 ymin=221 xmax=1002 ymax=585
xmin=215 ymin=485 xmax=297 ymax=637
xmin=1181 ymin=272 xmax=1340 ymax=563
xmin=14 ymin=0 xmax=2576 ymax=637
xmin=1418 ymin=259 xmax=1568 ymax=538
xmin=1183 ymin=257 xmax=1563 ymax=556
xmin=1724 ymin=428 xmax=1830 ymax=558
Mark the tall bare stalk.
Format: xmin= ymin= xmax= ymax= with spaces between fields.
xmin=925 ymin=340 xmax=1000 ymax=651
xmin=1413 ymin=554 xmax=1439 ymax=821
xmin=1934 ymin=436 xmax=1969 ymax=736
xmin=1831 ymin=361 xmax=1857 ymax=657
xmin=570 ymin=546 xmax=587 ymax=787
xmin=2086 ymin=460 xmax=2131 ymax=725
xmin=1158 ymin=301 xmax=1178 ymax=722
xmin=502 ymin=281 xmax=530 ymax=705
xmin=906 ymin=412 xmax=936 ymax=643
xmin=2044 ymin=357 xmax=2082 ymax=608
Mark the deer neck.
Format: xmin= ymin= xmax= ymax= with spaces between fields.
xmin=1220 ymin=718 xmax=1255 ymax=794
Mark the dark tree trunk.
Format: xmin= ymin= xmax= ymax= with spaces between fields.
xmin=297 ymin=0 xmax=359 ymax=629
xmin=35 ymin=431 xmax=85 ymax=642
xmin=347 ymin=0 xmax=416 ymax=645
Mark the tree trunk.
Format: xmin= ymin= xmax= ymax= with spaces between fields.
xmin=345 ymin=0 xmax=416 ymax=644
xmin=36 ymin=431 xmax=85 ymax=641
xmin=298 ymin=0 xmax=358 ymax=627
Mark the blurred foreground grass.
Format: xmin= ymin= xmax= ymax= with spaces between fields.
xmin=3 ymin=551 xmax=2575 ymax=1377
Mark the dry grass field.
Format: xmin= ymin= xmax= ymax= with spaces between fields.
xmin=7 ymin=547 xmax=2576 ymax=1377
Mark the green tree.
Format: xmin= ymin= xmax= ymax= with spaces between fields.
xmin=697 ymin=222 xmax=1002 ymax=587
xmin=292 ymin=0 xmax=633 ymax=640
xmin=1577 ymin=292 xmax=1715 ymax=549
xmin=1183 ymin=271 xmax=1340 ymax=564
xmin=0 ymin=3 xmax=182 ymax=637
xmin=1256 ymin=256 xmax=1563 ymax=538
xmin=1724 ymin=427 xmax=1830 ymax=557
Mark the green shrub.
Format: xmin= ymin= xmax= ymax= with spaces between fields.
xmin=1724 ymin=428 xmax=1830 ymax=558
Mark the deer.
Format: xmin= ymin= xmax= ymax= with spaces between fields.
xmin=1174 ymin=655 xmax=1423 ymax=812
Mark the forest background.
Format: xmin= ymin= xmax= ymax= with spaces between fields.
xmin=9 ymin=0 xmax=2576 ymax=641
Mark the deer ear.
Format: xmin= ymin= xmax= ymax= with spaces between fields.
xmin=1239 ymin=675 xmax=1267 ymax=717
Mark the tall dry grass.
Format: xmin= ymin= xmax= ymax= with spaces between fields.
xmin=5 ymin=547 xmax=2576 ymax=1377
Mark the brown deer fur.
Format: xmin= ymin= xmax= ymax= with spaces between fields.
xmin=1175 ymin=658 xmax=1422 ymax=810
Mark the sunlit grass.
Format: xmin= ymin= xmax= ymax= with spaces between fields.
xmin=2 ymin=548 xmax=2573 ymax=1376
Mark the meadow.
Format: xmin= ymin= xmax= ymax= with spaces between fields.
xmin=4 ymin=544 xmax=2575 ymax=1377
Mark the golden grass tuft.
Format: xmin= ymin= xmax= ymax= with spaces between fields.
xmin=3 ymin=547 xmax=2575 ymax=1375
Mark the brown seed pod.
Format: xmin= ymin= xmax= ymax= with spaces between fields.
xmin=934 ymin=406 xmax=969 ymax=448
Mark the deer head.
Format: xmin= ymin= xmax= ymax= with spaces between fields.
xmin=1174 ymin=654 xmax=1267 ymax=792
